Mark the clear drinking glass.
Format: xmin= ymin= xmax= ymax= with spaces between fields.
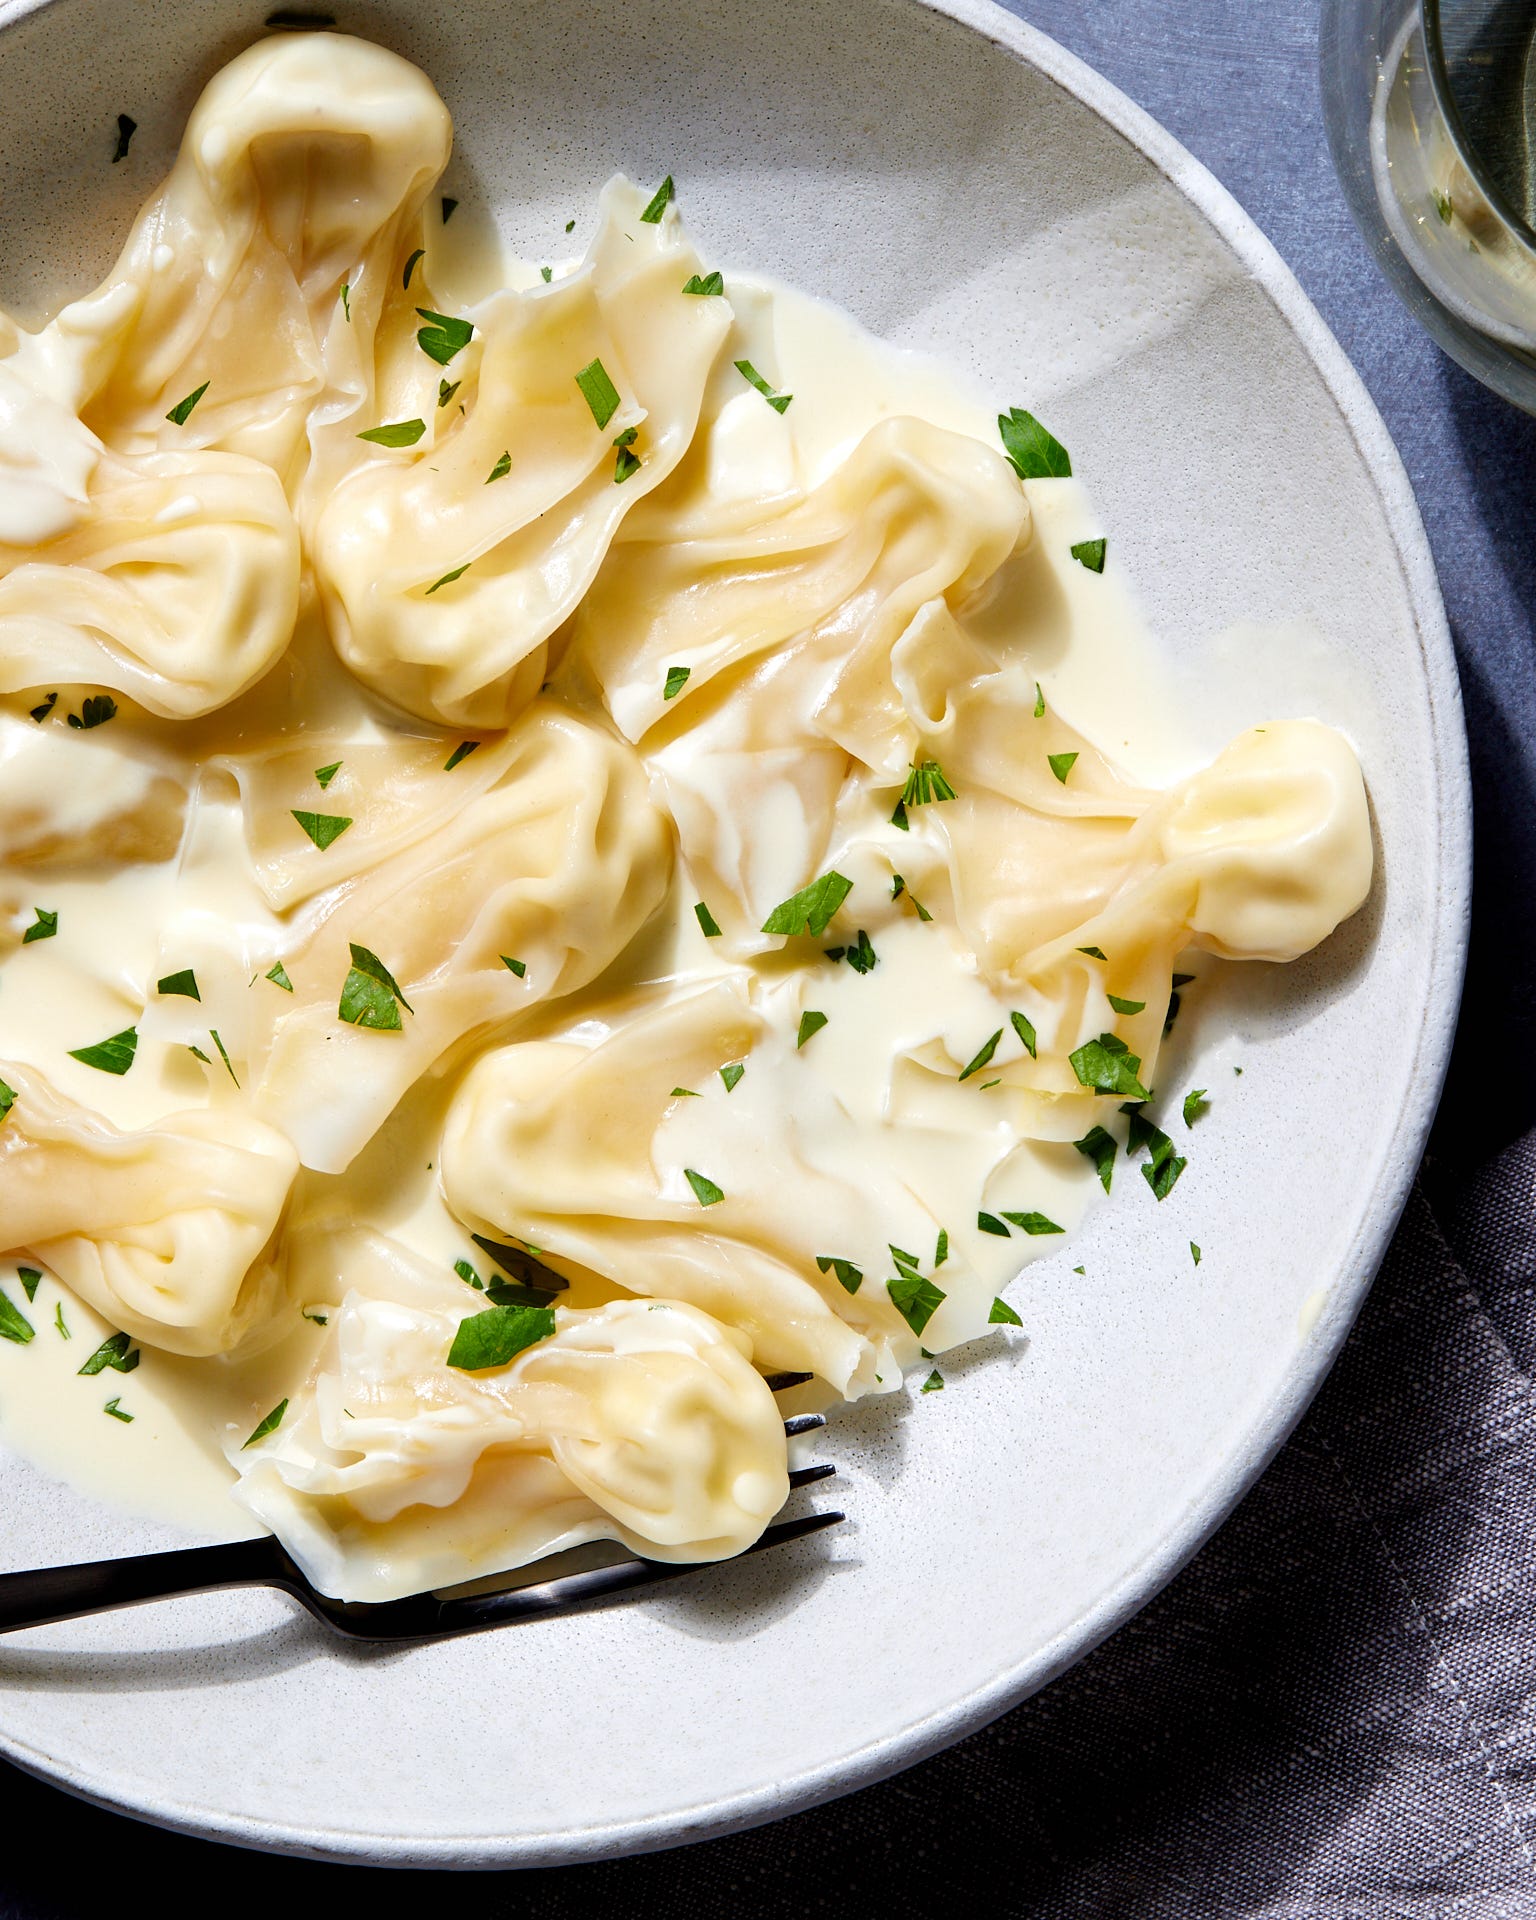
xmin=1322 ymin=0 xmax=1536 ymax=410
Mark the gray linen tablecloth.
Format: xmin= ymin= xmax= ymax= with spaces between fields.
xmin=4 ymin=2 xmax=1536 ymax=1912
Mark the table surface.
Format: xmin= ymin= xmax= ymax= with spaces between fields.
xmin=3 ymin=0 xmax=1532 ymax=1909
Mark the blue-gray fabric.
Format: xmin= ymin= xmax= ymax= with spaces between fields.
xmin=4 ymin=3 xmax=1535 ymax=1912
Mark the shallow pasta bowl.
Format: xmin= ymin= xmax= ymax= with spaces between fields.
xmin=0 ymin=0 xmax=1468 ymax=1867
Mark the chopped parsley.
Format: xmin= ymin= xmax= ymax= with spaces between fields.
xmin=1011 ymin=1010 xmax=1038 ymax=1059
xmin=888 ymin=1273 xmax=945 ymax=1335
xmin=68 ymin=695 xmax=117 ymax=730
xmin=1001 ymin=1211 xmax=1063 ymax=1235
xmin=68 ymin=1027 xmax=138 ymax=1076
xmin=1123 ymin=1105 xmax=1186 ymax=1200
xmin=1107 ymin=995 xmax=1145 ymax=1015
xmin=265 ymin=962 xmax=294 ymax=992
xmin=684 ymin=1168 xmax=725 ymax=1206
xmin=640 ymin=176 xmax=676 ymax=222
xmin=403 ymin=247 xmax=425 ymax=289
xmin=565 ymin=219 xmax=576 ymax=233
xmin=156 ymin=968 xmax=200 ymax=1001
xmin=29 ymin=693 xmax=56 ymax=723
xmin=1078 ymin=945 xmax=1108 ymax=961
xmin=1074 ymin=1124 xmax=1117 ymax=1193
xmin=210 ymin=1029 xmax=239 ymax=1086
xmin=438 ymin=378 xmax=460 ymax=409
xmin=53 ymin=1302 xmax=69 ymax=1339
xmin=663 ymin=665 xmax=691 ymax=700
xmin=425 ymin=564 xmax=471 ymax=595
xmin=683 ymin=271 xmax=725 ymax=295
xmin=575 ymin=357 xmax=621 ymax=429
xmin=720 ymin=1061 xmax=745 ymax=1092
xmin=816 ymin=1255 xmax=863 ymax=1295
xmin=454 ymin=1258 xmax=485 ymax=1290
xmin=415 ymin=308 xmax=474 ymax=365
xmin=998 ymin=406 xmax=1071 ymax=480
xmin=977 ymin=1212 xmax=1011 ymax=1236
xmin=1070 ymin=537 xmax=1107 ymax=573
xmin=447 ymin=1304 xmax=554 ymax=1371
xmin=890 ymin=874 xmax=933 ymax=921
xmin=165 ymin=381 xmax=209 ymax=426
xmin=340 ymin=282 xmax=350 ymax=321
xmin=734 ymin=358 xmax=792 ymax=414
xmin=614 ymin=439 xmax=641 ymax=484
xmin=921 ymin=1370 xmax=944 ymax=1393
xmin=0 ymin=1078 xmax=14 ymax=1124
xmin=1433 ymin=188 xmax=1453 ymax=224
xmin=959 ymin=1029 xmax=1003 ymax=1083
xmin=935 ymin=1229 xmax=949 ymax=1268
xmin=78 ymin=1331 xmax=139 ymax=1376
xmin=302 ymin=1307 xmax=329 ymax=1326
xmin=290 ymin=810 xmax=352 ymax=851
xmin=1191 ymin=1242 xmax=1203 ymax=1266
xmin=444 ymin=739 xmax=479 ymax=771
xmin=357 ymin=418 xmax=426 ymax=447
xmin=762 ymin=870 xmax=852 ymax=938
xmin=1048 ymin=751 xmax=1079 ymax=784
xmin=1183 ymin=1088 xmax=1210 ymax=1127
xmin=242 ymin=1399 xmax=289 ymax=1448
xmin=1034 ymin=682 xmax=1045 ymax=719
xmin=540 ymin=266 xmax=553 ymax=283
xmin=442 ymin=197 xmax=458 ymax=223
xmin=694 ymin=902 xmax=723 ymax=938
xmin=111 ymin=113 xmax=136 ymax=163
xmin=989 ymin=1297 xmax=1023 ymax=1327
xmin=501 ymin=955 xmax=527 ymax=978
xmin=314 ymin=761 xmax=342 ymax=789
xmin=338 ymin=942 xmax=414 ymax=1031
xmin=486 ymin=450 xmax=512 ymax=483
xmin=103 ymin=1397 xmax=133 ymax=1423
xmin=470 ymin=1234 xmax=567 ymax=1300
xmin=796 ymin=1010 xmax=828 ymax=1048
xmin=1069 ymin=1033 xmax=1149 ymax=1100
xmin=17 ymin=1269 xmax=40 ymax=1302
xmin=22 ymin=909 xmax=57 ymax=945
xmin=901 ymin=759 xmax=956 ymax=808
xmin=671 ymin=1085 xmax=700 ymax=1097
xmin=842 ymin=929 xmax=878 ymax=974
xmin=0 ymin=1293 xmax=33 ymax=1345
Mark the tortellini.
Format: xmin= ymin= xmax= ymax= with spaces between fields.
xmin=232 ymin=1233 xmax=788 ymax=1602
xmin=0 ymin=1063 xmax=297 ymax=1356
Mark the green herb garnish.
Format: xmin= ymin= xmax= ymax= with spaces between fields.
xmin=242 ymin=1399 xmax=289 ymax=1448
xmin=425 ymin=564 xmax=470 ymax=596
xmin=1183 ymin=1088 xmax=1210 ymax=1127
xmin=1048 ymin=751 xmax=1079 ymax=784
xmin=357 ymin=418 xmax=426 ymax=447
xmin=415 ymin=308 xmax=474 ymax=365
xmin=438 ymin=378 xmax=460 ymax=409
xmin=1191 ymin=1242 xmax=1202 ymax=1265
xmin=1069 ymin=1033 xmax=1149 ymax=1100
xmin=29 ymin=693 xmax=56 ymax=723
xmin=815 ymin=1255 xmax=863 ymax=1295
xmin=338 ymin=943 xmax=414 ymax=1031
xmin=695 ymin=902 xmax=723 ymax=938
xmin=1107 ymin=995 xmax=1145 ymax=1015
xmin=1001 ymin=1211 xmax=1063 ymax=1235
xmin=454 ymin=1258 xmax=485 ymax=1290
xmin=935 ymin=1228 xmax=949 ymax=1268
xmin=842 ymin=929 xmax=878 ymax=975
xmin=796 ymin=1010 xmax=828 ymax=1049
xmin=683 ymin=271 xmax=725 ymax=295
xmin=22 ymin=909 xmax=57 ymax=945
xmin=17 ymin=1269 xmax=40 ymax=1302
xmin=575 ymin=357 xmax=621 ymax=429
xmin=78 ymin=1331 xmax=139 ymax=1376
xmin=0 ymin=1079 xmax=15 ymax=1124
xmin=447 ymin=1304 xmax=554 ymax=1371
xmin=340 ymin=282 xmax=350 ymax=321
xmin=901 ymin=760 xmax=956 ymax=808
xmin=888 ymin=1273 xmax=945 ymax=1335
xmin=663 ymin=665 xmax=691 ymax=701
xmin=890 ymin=874 xmax=934 ymax=921
xmin=314 ymin=761 xmax=341 ymax=789
xmin=1070 ymin=537 xmax=1107 ymax=573
xmin=68 ymin=1027 xmax=137 ymax=1076
xmin=165 ymin=381 xmax=209 ymax=425
xmin=720 ymin=1061 xmax=745 ymax=1092
xmin=1433 ymin=189 xmax=1453 ymax=224
xmin=1034 ymin=682 xmax=1045 ymax=719
xmin=443 ymin=740 xmax=479 ymax=771
xmin=640 ymin=175 xmax=676 ymax=222
xmin=734 ymin=358 xmax=792 ymax=414
xmin=442 ymin=196 xmax=458 ymax=223
xmin=685 ymin=1168 xmax=725 ymax=1206
xmin=103 ymin=1398 xmax=133 ymax=1422
xmin=921 ymin=1370 xmax=944 ymax=1393
xmin=959 ymin=1029 xmax=1003 ymax=1083
xmin=486 ymin=450 xmax=512 ymax=483
xmin=1011 ymin=1009 xmax=1038 ymax=1059
xmin=53 ymin=1302 xmax=69 ymax=1339
xmin=762 ymin=871 xmax=852 ymax=938
xmin=1074 ymin=1124 xmax=1117 ymax=1193
xmin=977 ymin=1212 xmax=1010 ymax=1237
xmin=291 ymin=810 xmax=352 ymax=851
xmin=265 ymin=962 xmax=294 ymax=992
xmin=68 ymin=695 xmax=117 ymax=730
xmin=210 ymin=1029 xmax=239 ymax=1086
xmin=0 ymin=1294 xmax=34 ymax=1345
xmin=403 ymin=247 xmax=425 ymax=289
xmin=501 ymin=955 xmax=527 ymax=978
xmin=989 ymin=1297 xmax=1023 ymax=1327
xmin=1122 ymin=1105 xmax=1186 ymax=1200
xmin=998 ymin=406 xmax=1071 ymax=479
xmin=1078 ymin=946 xmax=1108 ymax=961
xmin=157 ymin=969 xmax=199 ymax=1000
xmin=111 ymin=113 xmax=136 ymax=164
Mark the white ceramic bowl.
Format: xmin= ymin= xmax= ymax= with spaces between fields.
xmin=0 ymin=0 xmax=1468 ymax=1866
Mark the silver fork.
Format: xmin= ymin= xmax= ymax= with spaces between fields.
xmin=0 ymin=1392 xmax=841 ymax=1644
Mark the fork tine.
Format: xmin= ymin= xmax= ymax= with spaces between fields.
xmin=763 ymin=1370 xmax=814 ymax=1392
xmin=783 ymin=1412 xmax=825 ymax=1438
xmin=410 ymin=1508 xmax=845 ymax=1641
xmin=787 ymin=1462 xmax=836 ymax=1490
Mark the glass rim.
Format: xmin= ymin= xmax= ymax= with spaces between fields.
xmin=1421 ymin=0 xmax=1536 ymax=257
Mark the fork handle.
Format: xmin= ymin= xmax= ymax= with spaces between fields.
xmin=0 ymin=1536 xmax=286 ymax=1634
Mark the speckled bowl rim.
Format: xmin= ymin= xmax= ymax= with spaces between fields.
xmin=0 ymin=0 xmax=1470 ymax=1868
